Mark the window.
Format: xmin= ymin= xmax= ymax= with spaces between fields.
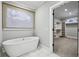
xmin=65 ymin=17 xmax=78 ymax=24
xmin=2 ymin=3 xmax=35 ymax=29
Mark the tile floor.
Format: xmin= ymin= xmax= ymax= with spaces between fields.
xmin=54 ymin=37 xmax=77 ymax=57
xmin=2 ymin=45 xmax=59 ymax=57
xmin=21 ymin=45 xmax=59 ymax=57
xmin=1 ymin=37 xmax=78 ymax=57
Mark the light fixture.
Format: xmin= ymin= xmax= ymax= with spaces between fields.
xmin=65 ymin=9 xmax=68 ymax=11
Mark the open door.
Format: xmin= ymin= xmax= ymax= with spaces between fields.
xmin=53 ymin=1 xmax=78 ymax=57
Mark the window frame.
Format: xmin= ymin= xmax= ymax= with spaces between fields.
xmin=2 ymin=3 xmax=35 ymax=30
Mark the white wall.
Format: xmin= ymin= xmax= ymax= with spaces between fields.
xmin=0 ymin=2 xmax=2 ymax=45
xmin=3 ymin=30 xmax=33 ymax=41
xmin=35 ymin=2 xmax=59 ymax=49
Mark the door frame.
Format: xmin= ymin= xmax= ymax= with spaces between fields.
xmin=49 ymin=1 xmax=78 ymax=56
xmin=49 ymin=1 xmax=70 ymax=52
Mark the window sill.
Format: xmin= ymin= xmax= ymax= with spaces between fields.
xmin=3 ymin=28 xmax=33 ymax=31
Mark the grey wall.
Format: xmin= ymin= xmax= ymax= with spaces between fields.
xmin=0 ymin=2 xmax=2 ymax=45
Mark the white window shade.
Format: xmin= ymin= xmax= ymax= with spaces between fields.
xmin=3 ymin=4 xmax=34 ymax=29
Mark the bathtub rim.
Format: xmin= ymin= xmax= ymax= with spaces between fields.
xmin=2 ymin=37 xmax=39 ymax=46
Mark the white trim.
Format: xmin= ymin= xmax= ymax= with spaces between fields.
xmin=3 ymin=28 xmax=33 ymax=31
xmin=49 ymin=1 xmax=70 ymax=52
xmin=50 ymin=1 xmax=69 ymax=10
xmin=66 ymin=36 xmax=77 ymax=39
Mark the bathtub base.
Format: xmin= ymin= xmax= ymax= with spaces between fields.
xmin=3 ymin=37 xmax=39 ymax=57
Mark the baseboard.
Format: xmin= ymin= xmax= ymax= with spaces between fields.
xmin=39 ymin=44 xmax=53 ymax=53
xmin=66 ymin=36 xmax=77 ymax=39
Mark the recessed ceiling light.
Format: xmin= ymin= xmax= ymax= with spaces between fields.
xmin=65 ymin=9 xmax=67 ymax=11
xmin=69 ymin=12 xmax=71 ymax=15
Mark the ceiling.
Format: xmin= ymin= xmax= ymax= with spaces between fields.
xmin=4 ymin=1 xmax=47 ymax=11
xmin=54 ymin=1 xmax=78 ymax=20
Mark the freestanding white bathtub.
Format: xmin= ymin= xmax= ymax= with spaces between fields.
xmin=2 ymin=37 xmax=39 ymax=57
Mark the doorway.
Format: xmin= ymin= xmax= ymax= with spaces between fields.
xmin=53 ymin=1 xmax=78 ymax=57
